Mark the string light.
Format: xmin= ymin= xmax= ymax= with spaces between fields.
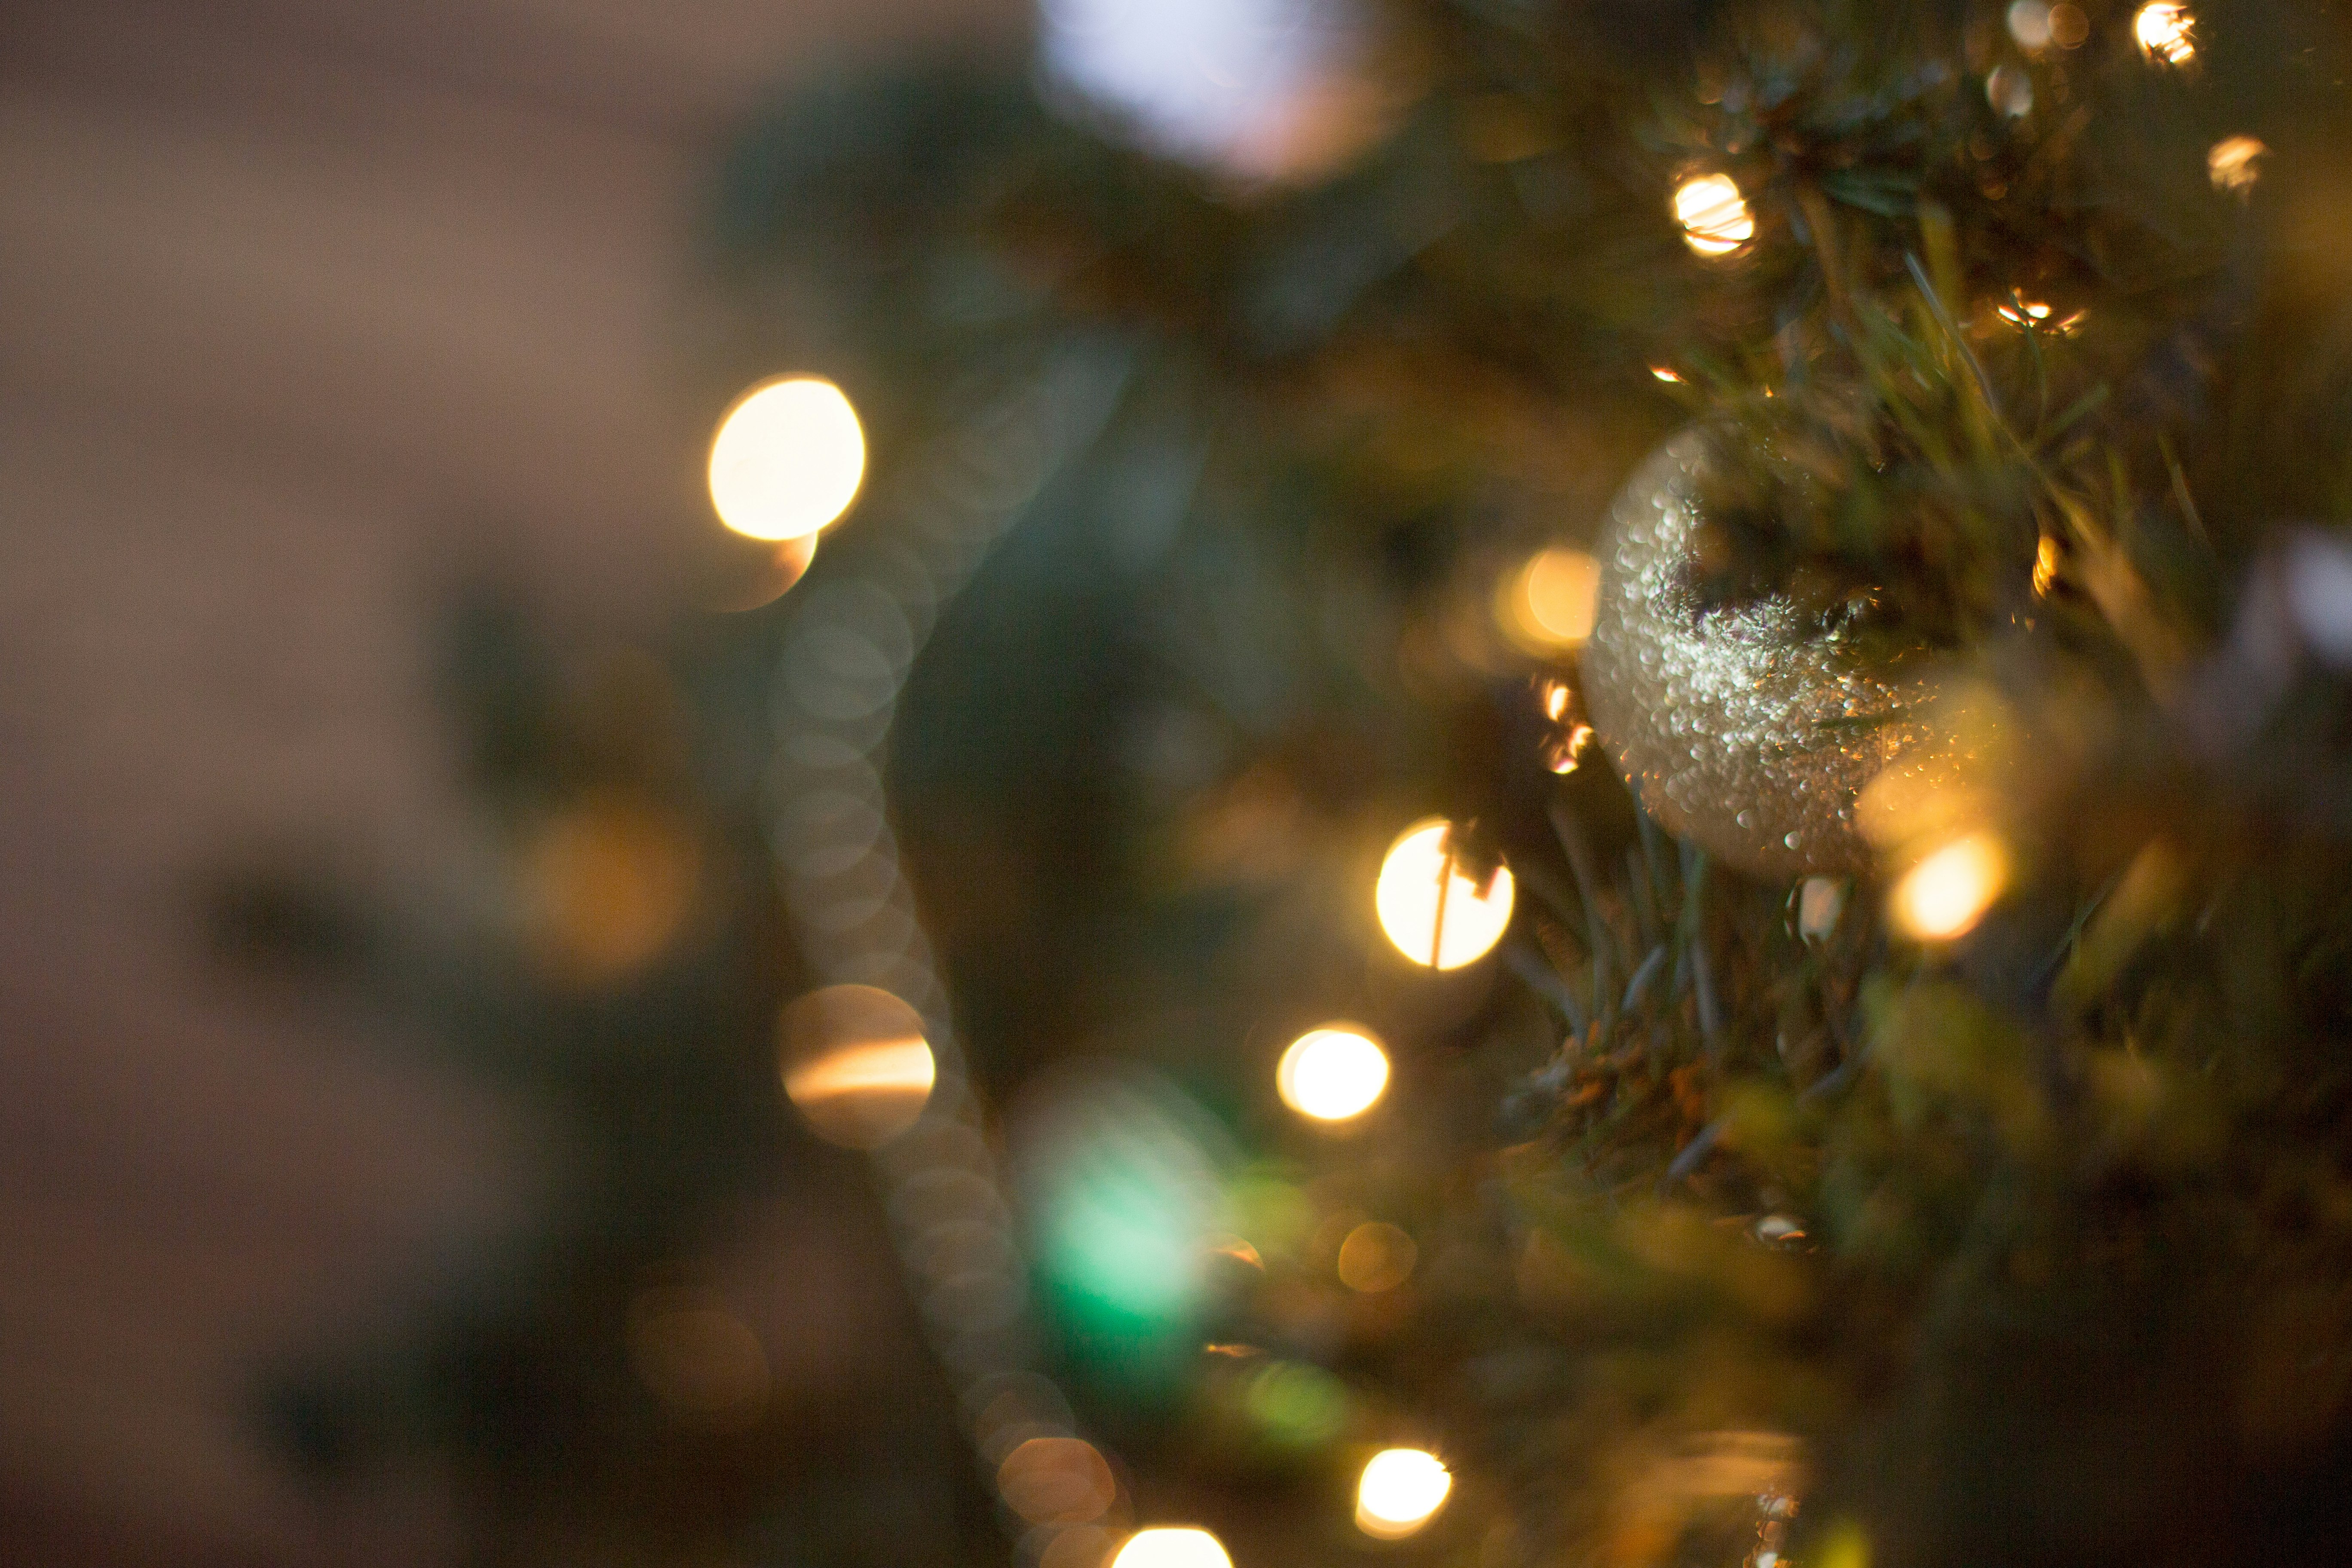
xmin=1890 ymin=833 xmax=2009 ymax=941
xmin=2032 ymin=535 xmax=2061 ymax=597
xmin=1651 ymin=365 xmax=1685 ymax=384
xmin=708 ymin=375 xmax=867 ymax=541
xmin=2208 ymin=135 xmax=2267 ymax=194
xmin=779 ymin=984 xmax=937 ymax=1149
xmin=1375 ymin=819 xmax=1515 ymax=969
xmin=1994 ymin=298 xmax=2086 ymax=334
xmin=1673 ymin=173 xmax=1754 ymax=257
xmin=1356 ymin=1449 xmax=1452 ymax=1539
xmin=1112 ymin=1528 xmax=1233 ymax=1568
xmin=1277 ymin=1027 xmax=1390 ymax=1121
xmin=2133 ymin=2 xmax=2196 ymax=66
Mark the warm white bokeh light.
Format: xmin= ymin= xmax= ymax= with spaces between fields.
xmin=1356 ymin=1448 xmax=1452 ymax=1539
xmin=1500 ymin=547 xmax=1602 ymax=651
xmin=1277 ymin=1027 xmax=1390 ymax=1122
xmin=708 ymin=376 xmax=867 ymax=542
xmin=780 ymin=985 xmax=937 ymax=1149
xmin=1111 ymin=1527 xmax=1233 ymax=1568
xmin=1375 ymin=819 xmax=1515 ymax=969
xmin=1890 ymin=833 xmax=2009 ymax=942
xmin=2134 ymin=1 xmax=2196 ymax=64
xmin=1673 ymin=173 xmax=1754 ymax=257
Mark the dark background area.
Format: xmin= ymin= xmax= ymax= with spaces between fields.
xmin=0 ymin=3 xmax=1020 ymax=1561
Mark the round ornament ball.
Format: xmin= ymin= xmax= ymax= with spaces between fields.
xmin=1580 ymin=428 xmax=1939 ymax=880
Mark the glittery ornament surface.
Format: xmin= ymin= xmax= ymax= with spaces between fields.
xmin=1582 ymin=429 xmax=1939 ymax=879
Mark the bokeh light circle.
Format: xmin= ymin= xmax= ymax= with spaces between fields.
xmin=1375 ymin=819 xmax=1515 ymax=969
xmin=1356 ymin=1448 xmax=1452 ymax=1538
xmin=1276 ymin=1027 xmax=1390 ymax=1122
xmin=1112 ymin=1527 xmax=1233 ymax=1568
xmin=709 ymin=376 xmax=867 ymax=541
xmin=779 ymin=984 xmax=937 ymax=1148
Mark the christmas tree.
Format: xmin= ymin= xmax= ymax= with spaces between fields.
xmin=229 ymin=2 xmax=2352 ymax=1565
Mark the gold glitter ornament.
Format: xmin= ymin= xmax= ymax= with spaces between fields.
xmin=1581 ymin=428 xmax=1939 ymax=879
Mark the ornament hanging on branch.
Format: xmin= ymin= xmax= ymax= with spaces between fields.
xmin=1581 ymin=429 xmax=1940 ymax=881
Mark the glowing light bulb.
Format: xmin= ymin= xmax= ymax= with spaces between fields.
xmin=779 ymin=984 xmax=936 ymax=1149
xmin=1277 ymin=1027 xmax=1390 ymax=1122
xmin=1375 ymin=819 xmax=1515 ymax=969
xmin=708 ymin=376 xmax=866 ymax=541
xmin=2208 ymin=135 xmax=2267 ymax=194
xmin=1112 ymin=1527 xmax=1232 ymax=1568
xmin=2134 ymin=2 xmax=2195 ymax=65
xmin=1357 ymin=1449 xmax=1452 ymax=1539
xmin=1651 ymin=365 xmax=1685 ymax=384
xmin=1673 ymin=173 xmax=1754 ymax=257
xmin=1890 ymin=833 xmax=2009 ymax=941
xmin=1500 ymin=547 xmax=1602 ymax=651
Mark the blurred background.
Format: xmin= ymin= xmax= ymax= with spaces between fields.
xmin=0 ymin=3 xmax=1020 ymax=1561
xmin=21 ymin=3 xmax=2345 ymax=1566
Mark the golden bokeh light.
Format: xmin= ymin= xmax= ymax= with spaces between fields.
xmin=710 ymin=530 xmax=821 ymax=614
xmin=999 ymin=1436 xmax=1119 ymax=1525
xmin=1042 ymin=1526 xmax=1118 ymax=1568
xmin=1890 ymin=833 xmax=2009 ymax=942
xmin=1277 ymin=1027 xmax=1390 ymax=1122
xmin=2208 ymin=135 xmax=2267 ymax=194
xmin=1543 ymin=721 xmax=1595 ymax=775
xmin=1673 ymin=173 xmax=1754 ymax=257
xmin=2134 ymin=1 xmax=2196 ymax=65
xmin=779 ymin=984 xmax=937 ymax=1149
xmin=1111 ymin=1528 xmax=1232 ymax=1568
xmin=2032 ymin=534 xmax=2061 ymax=597
xmin=1356 ymin=1448 xmax=1452 ymax=1539
xmin=1375 ymin=819 xmax=1516 ymax=970
xmin=525 ymin=795 xmax=701 ymax=982
xmin=1335 ymin=1221 xmax=1417 ymax=1293
xmin=1500 ymin=547 xmax=1603 ymax=651
xmin=707 ymin=375 xmax=867 ymax=542
xmin=626 ymin=1287 xmax=769 ymax=1428
xmin=2047 ymin=2 xmax=2090 ymax=47
xmin=2006 ymin=0 xmax=2052 ymax=49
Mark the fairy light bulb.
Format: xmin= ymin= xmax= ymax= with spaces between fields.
xmin=1890 ymin=833 xmax=2009 ymax=941
xmin=1673 ymin=173 xmax=1754 ymax=257
xmin=1357 ymin=1449 xmax=1452 ymax=1539
xmin=1375 ymin=819 xmax=1515 ymax=969
xmin=708 ymin=376 xmax=867 ymax=541
xmin=2134 ymin=2 xmax=2196 ymax=65
xmin=1277 ymin=1026 xmax=1390 ymax=1121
